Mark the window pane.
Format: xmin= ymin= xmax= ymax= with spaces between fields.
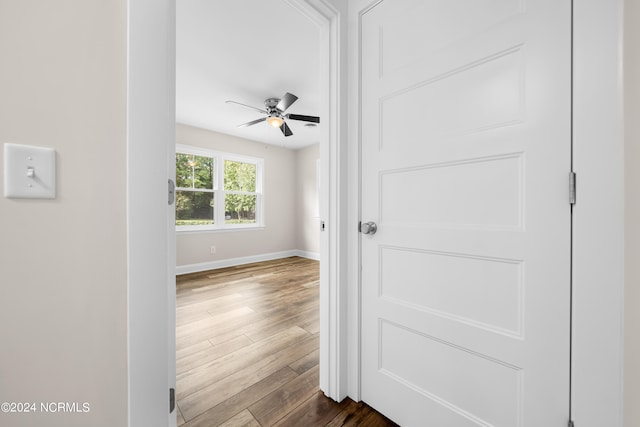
xmin=176 ymin=153 xmax=213 ymax=189
xmin=176 ymin=191 xmax=214 ymax=226
xmin=224 ymin=160 xmax=256 ymax=192
xmin=225 ymin=194 xmax=257 ymax=224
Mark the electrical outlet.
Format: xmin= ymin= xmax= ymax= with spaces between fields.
xmin=210 ymin=246 xmax=216 ymax=255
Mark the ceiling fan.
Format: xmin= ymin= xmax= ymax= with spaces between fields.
xmin=225 ymin=92 xmax=320 ymax=137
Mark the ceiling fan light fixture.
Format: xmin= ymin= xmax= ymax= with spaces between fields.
xmin=267 ymin=116 xmax=284 ymax=128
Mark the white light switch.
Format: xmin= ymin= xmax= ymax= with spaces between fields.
xmin=4 ymin=143 xmax=56 ymax=199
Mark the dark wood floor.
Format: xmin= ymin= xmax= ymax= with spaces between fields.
xmin=176 ymin=257 xmax=399 ymax=426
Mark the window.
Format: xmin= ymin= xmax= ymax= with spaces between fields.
xmin=175 ymin=145 xmax=263 ymax=231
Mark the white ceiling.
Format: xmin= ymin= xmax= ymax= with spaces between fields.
xmin=176 ymin=0 xmax=322 ymax=149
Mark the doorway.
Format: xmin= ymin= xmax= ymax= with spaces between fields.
xmin=173 ymin=0 xmax=345 ymax=422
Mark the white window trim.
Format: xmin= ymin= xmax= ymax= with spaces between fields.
xmin=175 ymin=144 xmax=264 ymax=232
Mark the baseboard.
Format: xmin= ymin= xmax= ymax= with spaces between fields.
xmin=176 ymin=249 xmax=320 ymax=275
xmin=295 ymin=250 xmax=320 ymax=261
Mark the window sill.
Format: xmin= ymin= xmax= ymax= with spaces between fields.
xmin=176 ymin=225 xmax=265 ymax=234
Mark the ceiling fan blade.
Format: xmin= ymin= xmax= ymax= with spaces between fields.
xmin=286 ymin=113 xmax=320 ymax=123
xmin=276 ymin=92 xmax=298 ymax=112
xmin=280 ymin=121 xmax=293 ymax=137
xmin=238 ymin=117 xmax=266 ymax=128
xmin=225 ymin=100 xmax=267 ymax=114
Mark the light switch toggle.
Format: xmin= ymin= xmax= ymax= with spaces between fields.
xmin=26 ymin=167 xmax=35 ymax=178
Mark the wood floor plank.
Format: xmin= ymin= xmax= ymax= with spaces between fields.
xmin=243 ymin=305 xmax=319 ymax=343
xmin=249 ymin=364 xmax=320 ymax=426
xmin=176 ymin=306 xmax=254 ymax=338
xmin=177 ymin=326 xmax=310 ymax=400
xmin=192 ymin=276 xmax=272 ymax=297
xmin=182 ymin=367 xmax=299 ymax=427
xmin=289 ymin=348 xmax=320 ymax=375
xmin=201 ymin=297 xmax=318 ymax=347
xmin=360 ymin=411 xmax=402 ymax=427
xmin=177 ymin=279 xmax=265 ymax=308
xmin=176 ymin=309 xmax=261 ymax=350
xmin=176 ymin=334 xmax=253 ymax=375
xmin=300 ymin=311 xmax=321 ymax=335
xmin=176 ymin=340 xmax=212 ymax=361
xmin=272 ymin=390 xmax=350 ymax=427
xmin=176 ymin=405 xmax=186 ymax=426
xmin=175 ymin=257 xmax=392 ymax=427
xmin=217 ymin=409 xmax=261 ymax=427
xmin=325 ymin=399 xmax=373 ymax=427
xmin=303 ymin=279 xmax=320 ymax=288
xmin=176 ymin=293 xmax=245 ymax=326
xmin=179 ymin=333 xmax=318 ymax=420
xmin=325 ymin=400 xmax=399 ymax=427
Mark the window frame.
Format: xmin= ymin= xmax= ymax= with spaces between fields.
xmin=175 ymin=144 xmax=264 ymax=232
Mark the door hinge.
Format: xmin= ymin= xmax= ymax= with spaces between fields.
xmin=358 ymin=221 xmax=362 ymax=233
xmin=569 ymin=172 xmax=576 ymax=205
xmin=168 ymin=179 xmax=175 ymax=206
xmin=169 ymin=387 xmax=175 ymax=413
xmin=568 ymin=420 xmax=575 ymax=427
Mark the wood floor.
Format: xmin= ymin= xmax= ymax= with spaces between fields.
xmin=176 ymin=256 xmax=399 ymax=426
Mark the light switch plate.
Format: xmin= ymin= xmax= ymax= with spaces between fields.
xmin=4 ymin=143 xmax=56 ymax=199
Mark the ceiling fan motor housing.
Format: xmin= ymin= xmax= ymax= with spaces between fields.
xmin=265 ymin=98 xmax=281 ymax=112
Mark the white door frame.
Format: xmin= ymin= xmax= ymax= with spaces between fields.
xmin=571 ymin=0 xmax=625 ymax=425
xmin=346 ymin=0 xmax=624 ymax=425
xmin=127 ymin=0 xmax=176 ymax=425
xmin=127 ymin=0 xmax=625 ymax=424
xmin=127 ymin=1 xmax=349 ymax=422
xmin=282 ymin=0 xmax=349 ymax=401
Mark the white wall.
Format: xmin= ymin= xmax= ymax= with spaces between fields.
xmin=175 ymin=124 xmax=300 ymax=269
xmin=624 ymin=1 xmax=640 ymax=425
xmin=296 ymin=143 xmax=321 ymax=256
xmin=0 ymin=2 xmax=128 ymax=426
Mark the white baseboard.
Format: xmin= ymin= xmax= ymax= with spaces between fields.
xmin=295 ymin=250 xmax=320 ymax=261
xmin=176 ymin=249 xmax=320 ymax=275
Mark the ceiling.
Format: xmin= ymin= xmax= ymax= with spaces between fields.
xmin=176 ymin=0 xmax=322 ymax=149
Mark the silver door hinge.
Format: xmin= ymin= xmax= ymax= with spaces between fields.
xmin=569 ymin=172 xmax=576 ymax=205
xmin=169 ymin=387 xmax=175 ymax=413
xmin=168 ymin=179 xmax=175 ymax=206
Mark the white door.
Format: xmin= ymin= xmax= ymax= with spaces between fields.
xmin=360 ymin=1 xmax=572 ymax=426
